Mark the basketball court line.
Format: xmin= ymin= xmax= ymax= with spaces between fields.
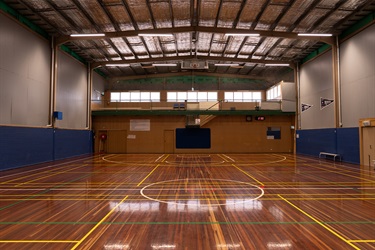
xmin=279 ymin=195 xmax=361 ymax=250
xmin=304 ymin=164 xmax=375 ymax=183
xmin=71 ymin=154 xmax=169 ymax=249
xmin=0 ymin=155 xmax=102 ymax=180
xmin=0 ymin=220 xmax=373 ymax=226
xmin=1 ymin=154 xmax=373 ymax=248
xmin=0 ymin=240 xmax=79 ymax=243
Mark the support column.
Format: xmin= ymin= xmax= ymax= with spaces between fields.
xmin=87 ymin=63 xmax=93 ymax=130
xmin=332 ymin=36 xmax=341 ymax=128
xmin=49 ymin=37 xmax=58 ymax=128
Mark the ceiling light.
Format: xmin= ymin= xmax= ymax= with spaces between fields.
xmin=214 ymin=63 xmax=240 ymax=67
xmin=70 ymin=33 xmax=105 ymax=37
xmin=225 ymin=33 xmax=260 ymax=37
xmin=152 ymin=63 xmax=177 ymax=66
xmin=298 ymin=33 xmax=333 ymax=37
xmin=139 ymin=33 xmax=173 ymax=37
xmin=265 ymin=63 xmax=290 ymax=66
xmin=105 ymin=64 xmax=130 ymax=67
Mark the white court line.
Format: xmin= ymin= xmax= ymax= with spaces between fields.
xmin=140 ymin=178 xmax=264 ymax=206
xmin=1 ymin=187 xmax=374 ymax=192
xmin=102 ymin=154 xmax=165 ymax=164
xmin=155 ymin=154 xmax=165 ymax=162
xmin=222 ymin=154 xmax=287 ymax=165
xmin=0 ymin=155 xmax=100 ymax=180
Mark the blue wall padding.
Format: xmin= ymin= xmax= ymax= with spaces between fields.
xmin=296 ymin=127 xmax=359 ymax=164
xmin=0 ymin=126 xmax=54 ymax=171
xmin=336 ymin=128 xmax=360 ymax=164
xmin=0 ymin=126 xmax=93 ymax=171
xmin=54 ymin=129 xmax=93 ymax=160
xmin=176 ymin=128 xmax=211 ymax=149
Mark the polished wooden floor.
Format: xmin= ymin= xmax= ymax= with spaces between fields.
xmin=0 ymin=154 xmax=374 ymax=250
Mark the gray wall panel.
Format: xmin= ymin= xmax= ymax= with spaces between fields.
xmin=281 ymin=81 xmax=296 ymax=112
xmin=0 ymin=13 xmax=50 ymax=126
xmin=92 ymin=72 xmax=106 ymax=101
xmin=55 ymin=50 xmax=88 ymax=129
xmin=300 ymin=51 xmax=334 ymax=129
xmin=340 ymin=24 xmax=375 ymax=127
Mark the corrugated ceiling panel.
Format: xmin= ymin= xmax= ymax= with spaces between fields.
xmin=225 ymin=37 xmax=245 ymax=54
xmin=106 ymin=5 xmax=135 ymax=31
xmin=150 ymin=1 xmax=173 ymax=28
xmin=209 ymin=34 xmax=227 ymax=54
xmin=61 ymin=9 xmax=94 ymax=30
xmin=76 ymin=0 xmax=113 ymax=31
xmin=197 ymin=32 xmax=213 ymax=52
xmin=40 ymin=11 xmax=73 ymax=33
xmin=341 ymin=0 xmax=368 ymax=10
xmin=318 ymin=10 xmax=353 ymax=31
xmin=126 ymin=0 xmax=153 ymax=29
xmin=142 ymin=37 xmax=164 ymax=54
xmin=256 ymin=5 xmax=286 ymax=30
xmin=126 ymin=36 xmax=149 ymax=54
xmin=217 ymin=1 xmax=242 ymax=28
xmin=175 ymin=33 xmax=191 ymax=51
xmin=199 ymin=0 xmax=220 ymax=27
xmin=316 ymin=0 xmax=342 ymax=9
xmin=254 ymin=37 xmax=279 ymax=56
xmin=171 ymin=0 xmax=191 ymax=27
xmin=23 ymin=0 xmax=52 ymax=10
xmin=275 ymin=0 xmax=315 ymax=32
xmin=294 ymin=8 xmax=331 ymax=32
xmin=236 ymin=0 xmax=268 ymax=29
xmin=110 ymin=38 xmax=134 ymax=56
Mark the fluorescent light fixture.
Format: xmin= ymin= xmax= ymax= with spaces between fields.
xmin=139 ymin=33 xmax=173 ymax=37
xmin=106 ymin=63 xmax=130 ymax=67
xmin=214 ymin=63 xmax=240 ymax=67
xmin=265 ymin=63 xmax=290 ymax=66
xmin=298 ymin=33 xmax=332 ymax=37
xmin=152 ymin=63 xmax=177 ymax=66
xmin=70 ymin=33 xmax=105 ymax=37
xmin=225 ymin=33 xmax=260 ymax=37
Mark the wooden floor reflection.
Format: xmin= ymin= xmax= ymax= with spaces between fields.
xmin=0 ymin=154 xmax=374 ymax=249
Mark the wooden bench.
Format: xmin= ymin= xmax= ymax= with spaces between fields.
xmin=319 ymin=152 xmax=341 ymax=161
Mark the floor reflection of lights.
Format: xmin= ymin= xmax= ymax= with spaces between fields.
xmin=140 ymin=178 xmax=264 ymax=207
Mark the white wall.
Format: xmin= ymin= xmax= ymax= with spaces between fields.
xmin=55 ymin=51 xmax=88 ymax=129
xmin=0 ymin=13 xmax=51 ymax=126
xmin=299 ymin=51 xmax=334 ymax=129
xmin=340 ymin=24 xmax=375 ymax=127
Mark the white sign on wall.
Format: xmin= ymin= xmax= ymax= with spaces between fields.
xmin=130 ymin=119 xmax=150 ymax=131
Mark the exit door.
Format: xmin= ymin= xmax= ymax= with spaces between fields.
xmin=164 ymin=130 xmax=174 ymax=153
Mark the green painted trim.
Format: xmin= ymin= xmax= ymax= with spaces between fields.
xmin=339 ymin=11 xmax=375 ymax=40
xmin=0 ymin=0 xmax=49 ymax=39
xmin=94 ymin=68 xmax=108 ymax=78
xmin=59 ymin=45 xmax=87 ymax=65
xmin=301 ymin=43 xmax=331 ymax=64
xmin=92 ymin=109 xmax=295 ymax=116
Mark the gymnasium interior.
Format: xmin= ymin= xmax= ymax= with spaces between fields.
xmin=0 ymin=0 xmax=374 ymax=249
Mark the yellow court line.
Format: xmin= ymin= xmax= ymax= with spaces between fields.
xmin=71 ymin=154 xmax=169 ymax=250
xmin=217 ymin=154 xmax=229 ymax=162
xmin=14 ymin=165 xmax=87 ymax=187
xmin=2 ymin=197 xmax=375 ymax=202
xmin=348 ymin=240 xmax=375 ymax=243
xmin=0 ymin=240 xmax=79 ymax=243
xmin=0 ymin=164 xmax=84 ymax=185
xmin=306 ymin=164 xmax=375 ymax=183
xmin=231 ymin=164 xmax=264 ymax=186
xmin=278 ymin=195 xmax=360 ymax=250
xmin=70 ymin=195 xmax=129 ymax=250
